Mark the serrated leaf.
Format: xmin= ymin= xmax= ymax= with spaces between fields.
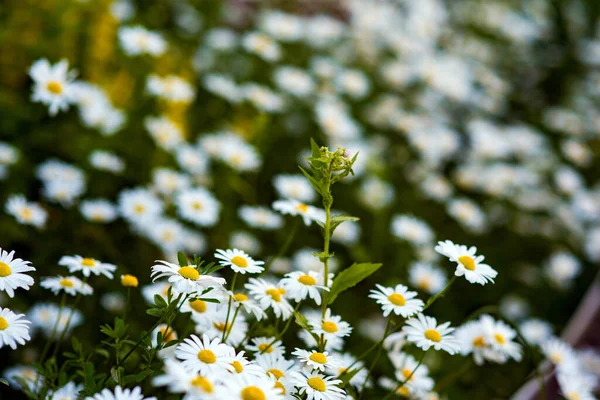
xmin=327 ymin=262 xmax=382 ymax=304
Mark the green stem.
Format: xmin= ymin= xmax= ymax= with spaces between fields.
xmin=358 ymin=318 xmax=392 ymax=398
xmin=260 ymin=302 xmax=302 ymax=354
xmin=51 ymin=291 xmax=83 ymax=360
xmin=100 ymin=293 xmax=183 ymax=386
xmin=39 ymin=293 xmax=67 ymax=364
xmin=224 ymin=306 xmax=240 ymax=342
xmin=222 ymin=273 xmax=238 ymax=342
xmin=382 ymin=351 xmax=427 ymax=400
xmin=423 ymin=275 xmax=457 ymax=312
xmin=264 ymin=218 xmax=300 ymax=273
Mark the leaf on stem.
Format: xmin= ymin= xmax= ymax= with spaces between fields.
xmin=328 ymin=262 xmax=382 ymax=304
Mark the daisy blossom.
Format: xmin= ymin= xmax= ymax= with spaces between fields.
xmin=0 ymin=248 xmax=35 ymax=298
xmin=151 ymin=260 xmax=225 ymax=294
xmin=403 ymin=313 xmax=460 ymax=354
xmin=435 ymin=240 xmax=497 ymax=285
xmin=175 ymin=334 xmax=233 ymax=375
xmin=59 ymin=255 xmax=116 ymax=279
xmin=369 ymin=284 xmax=424 ymax=318
xmin=215 ymin=249 xmax=264 ymax=274
xmin=0 ymin=307 xmax=31 ymax=350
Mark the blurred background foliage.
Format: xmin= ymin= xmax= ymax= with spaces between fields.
xmin=1 ymin=0 xmax=600 ymax=398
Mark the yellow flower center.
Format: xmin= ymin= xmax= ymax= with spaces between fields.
xmin=424 ymin=329 xmax=442 ymax=342
xmin=231 ymin=256 xmax=248 ymax=268
xmin=60 ymin=278 xmax=74 ymax=288
xmin=458 ymin=255 xmax=476 ymax=271
xmin=213 ymin=322 xmax=231 ymax=333
xmin=298 ymin=275 xmax=317 ymax=286
xmin=231 ymin=360 xmax=244 ymax=373
xmin=20 ymin=208 xmax=33 ymax=220
xmin=192 ymin=201 xmax=203 ymax=210
xmin=267 ymin=368 xmax=284 ymax=380
xmin=178 ymin=266 xmax=199 ymax=280
xmin=388 ymin=293 xmax=406 ymax=306
xmin=0 ymin=262 xmax=12 ymax=277
xmin=550 ymin=352 xmax=562 ymax=363
xmin=402 ymin=368 xmax=414 ymax=380
xmin=309 ymin=352 xmax=328 ymax=364
xmin=266 ymin=288 xmax=281 ymax=302
xmin=197 ymin=349 xmax=216 ymax=364
xmin=321 ymin=321 xmax=338 ymax=333
xmin=134 ymin=204 xmax=145 ymax=214
xmin=397 ymin=386 xmax=410 ymax=396
xmin=274 ymin=381 xmax=286 ymax=394
xmin=0 ymin=316 xmax=8 ymax=330
xmin=567 ymin=393 xmax=581 ymax=400
xmin=191 ymin=376 xmax=213 ymax=393
xmin=241 ymin=386 xmax=266 ymax=400
xmin=494 ymin=333 xmax=506 ymax=344
xmin=473 ymin=336 xmax=485 ymax=347
xmin=121 ymin=274 xmax=138 ymax=287
xmin=307 ymin=377 xmax=326 ymax=392
xmin=46 ymin=81 xmax=63 ymax=94
xmin=296 ymin=203 xmax=309 ymax=213
xmin=234 ymin=293 xmax=248 ymax=302
xmin=81 ymin=258 xmax=96 ymax=267
xmin=278 ymin=287 xmax=286 ymax=294
xmin=258 ymin=343 xmax=273 ymax=353
xmin=159 ymin=327 xmax=175 ymax=342
xmin=418 ymin=278 xmax=431 ymax=291
xmin=190 ymin=299 xmax=207 ymax=313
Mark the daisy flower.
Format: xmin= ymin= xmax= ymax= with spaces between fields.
xmin=479 ymin=315 xmax=522 ymax=363
xmin=186 ymin=298 xmax=223 ymax=327
xmin=408 ymin=262 xmax=447 ymax=295
xmin=29 ymin=303 xmax=83 ymax=338
xmin=520 ymin=319 xmax=553 ymax=346
xmin=85 ymin=386 xmax=156 ymax=400
xmin=0 ymin=307 xmax=31 ymax=350
xmin=389 ymin=351 xmax=434 ymax=392
xmin=239 ymin=206 xmax=284 ymax=230
xmin=215 ymin=249 xmax=264 ymax=274
xmin=241 ymin=31 xmax=281 ymax=62
xmin=273 ymin=199 xmax=325 ymax=226
xmin=226 ymin=349 xmax=265 ymax=378
xmin=369 ymin=284 xmax=424 ymax=318
xmin=542 ymin=337 xmax=578 ymax=367
xmin=280 ymin=270 xmax=329 ymax=305
xmin=5 ymin=194 xmax=48 ymax=228
xmin=200 ymin=313 xmax=248 ymax=347
xmin=255 ymin=353 xmax=297 ymax=382
xmin=3 ymin=365 xmax=40 ymax=392
xmin=48 ymin=382 xmax=82 ymax=400
xmin=80 ymin=199 xmax=118 ymax=223
xmin=391 ymin=215 xmax=434 ymax=246
xmin=245 ymin=278 xmax=294 ymax=320
xmin=0 ymin=248 xmax=35 ymax=298
xmin=175 ymin=334 xmax=233 ymax=375
xmin=176 ymin=187 xmax=221 ymax=227
xmin=292 ymin=349 xmax=341 ymax=372
xmin=152 ymin=359 xmax=219 ymax=399
xmin=118 ymin=188 xmax=164 ymax=225
xmin=59 ymin=255 xmax=117 ymax=279
xmin=118 ymin=26 xmax=167 ymax=57
xmin=327 ymin=353 xmax=368 ymax=388
xmin=216 ymin=374 xmax=284 ymax=400
xmin=435 ymin=240 xmax=498 ymax=285
xmin=230 ymin=291 xmax=267 ymax=321
xmin=291 ymin=370 xmax=346 ymax=400
xmin=403 ymin=313 xmax=460 ymax=354
xmin=41 ymin=275 xmax=93 ymax=296
xmin=29 ymin=58 xmax=77 ymax=116
xmin=273 ymin=174 xmax=316 ymax=202
xmin=246 ymin=337 xmax=285 ymax=356
xmin=151 ymin=260 xmax=225 ymax=294
xmin=311 ymin=308 xmax=353 ymax=343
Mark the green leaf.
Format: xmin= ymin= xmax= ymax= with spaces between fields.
xmin=299 ymin=166 xmax=326 ymax=198
xmin=327 ymin=262 xmax=382 ymax=304
xmin=330 ymin=215 xmax=359 ymax=234
xmin=153 ymin=294 xmax=167 ymax=308
xmin=200 ymin=297 xmax=221 ymax=304
xmin=0 ymin=378 xmax=8 ymax=386
xmin=177 ymin=251 xmax=188 ymax=266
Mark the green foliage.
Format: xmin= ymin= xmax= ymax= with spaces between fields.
xmin=328 ymin=262 xmax=383 ymax=305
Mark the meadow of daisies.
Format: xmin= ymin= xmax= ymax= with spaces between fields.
xmin=2 ymin=0 xmax=600 ymax=399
